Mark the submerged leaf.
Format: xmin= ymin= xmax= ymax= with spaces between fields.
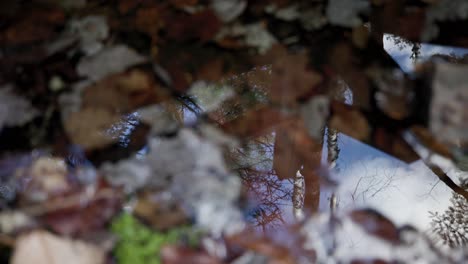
xmin=11 ymin=230 xmax=105 ymax=264
xmin=77 ymin=45 xmax=147 ymax=81
xmin=0 ymin=85 xmax=39 ymax=131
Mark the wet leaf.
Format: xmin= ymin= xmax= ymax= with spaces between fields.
xmin=0 ymin=7 xmax=64 ymax=46
xmin=326 ymin=0 xmax=369 ymax=28
xmin=167 ymin=10 xmax=222 ymax=42
xmin=211 ymin=0 xmax=247 ymax=22
xmin=134 ymin=191 xmax=190 ymax=230
xmin=221 ymin=107 xmax=286 ymax=137
xmin=0 ymin=85 xmax=39 ymax=131
xmin=100 ymin=156 xmax=151 ymax=193
xmin=430 ymin=62 xmax=468 ymax=150
xmin=0 ymin=211 xmax=35 ymax=234
xmin=188 ymin=81 xmax=235 ymax=112
xmin=148 ymin=129 xmax=244 ymax=236
xmin=301 ymin=95 xmax=330 ymax=140
xmin=170 ymin=0 xmax=198 ymax=9
xmin=11 ymin=230 xmax=105 ymax=264
xmin=77 ymin=45 xmax=147 ymax=81
xmin=40 ymin=183 xmax=122 ymax=236
xmin=134 ymin=5 xmax=165 ymax=43
xmin=68 ymin=16 xmax=109 ymax=56
xmin=273 ymin=118 xmax=322 ymax=180
xmin=350 ymin=209 xmax=400 ymax=244
xmin=82 ymin=69 xmax=165 ymax=112
xmin=64 ymin=107 xmax=121 ymax=150
xmin=16 ymin=157 xmax=71 ymax=204
xmin=329 ymin=103 xmax=370 ymax=141
xmin=161 ymin=245 xmax=222 ymax=264
xmin=269 ymin=50 xmax=322 ymax=104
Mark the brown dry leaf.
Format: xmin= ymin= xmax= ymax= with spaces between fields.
xmin=1 ymin=7 xmax=64 ymax=45
xmin=161 ymin=245 xmax=221 ymax=264
xmin=119 ymin=0 xmax=144 ymax=14
xmin=273 ymin=118 xmax=322 ymax=180
xmin=11 ymin=230 xmax=105 ymax=264
xmin=134 ymin=191 xmax=189 ymax=230
xmin=16 ymin=157 xmax=71 ymax=204
xmin=227 ymin=230 xmax=296 ymax=263
xmin=82 ymin=69 xmax=165 ymax=114
xmin=352 ymin=24 xmax=370 ymax=49
xmin=329 ymin=103 xmax=370 ymax=141
xmin=167 ymin=10 xmax=222 ymax=42
xmin=350 ymin=209 xmax=400 ymax=244
xmin=170 ymin=0 xmax=198 ymax=8
xmin=135 ymin=5 xmax=165 ymax=43
xmin=221 ymin=107 xmax=286 ymax=137
xmin=430 ymin=62 xmax=468 ymax=149
xmin=255 ymin=46 xmax=323 ymax=104
xmin=196 ymin=59 xmax=225 ymax=82
xmin=350 ymin=259 xmax=393 ymax=264
xmin=410 ymin=126 xmax=451 ymax=158
xmin=269 ymin=51 xmax=322 ymax=103
xmin=41 ymin=186 xmax=122 ymax=236
xmin=329 ymin=43 xmax=370 ymax=109
xmin=397 ymin=9 xmax=425 ymax=42
xmin=64 ymin=107 xmax=121 ymax=150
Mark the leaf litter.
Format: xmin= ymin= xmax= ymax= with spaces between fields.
xmin=1 ymin=1 xmax=468 ymax=263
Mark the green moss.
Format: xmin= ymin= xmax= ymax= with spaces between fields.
xmin=111 ymin=213 xmax=200 ymax=264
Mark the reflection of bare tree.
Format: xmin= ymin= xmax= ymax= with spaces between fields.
xmin=229 ymin=135 xmax=296 ymax=230
xmin=244 ymin=172 xmax=293 ymax=231
xmin=430 ymin=178 xmax=468 ymax=248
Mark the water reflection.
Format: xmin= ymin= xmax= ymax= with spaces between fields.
xmin=235 ymin=127 xmax=456 ymax=233
xmin=384 ymin=33 xmax=468 ymax=73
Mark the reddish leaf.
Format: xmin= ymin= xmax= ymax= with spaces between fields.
xmin=161 ymin=245 xmax=222 ymax=264
xmin=41 ymin=184 xmax=122 ymax=236
xmin=350 ymin=209 xmax=400 ymax=244
xmin=1 ymin=7 xmax=64 ymax=45
xmin=167 ymin=10 xmax=222 ymax=42
xmin=134 ymin=191 xmax=190 ymax=230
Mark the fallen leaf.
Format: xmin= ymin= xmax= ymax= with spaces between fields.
xmin=0 ymin=85 xmax=39 ymax=131
xmin=16 ymin=157 xmax=71 ymax=203
xmin=134 ymin=191 xmax=190 ymax=230
xmin=221 ymin=107 xmax=286 ymax=137
xmin=0 ymin=211 xmax=36 ymax=234
xmin=161 ymin=245 xmax=222 ymax=264
xmin=11 ymin=230 xmax=105 ymax=264
xmin=301 ymin=95 xmax=330 ymax=140
xmin=350 ymin=209 xmax=400 ymax=244
xmin=211 ymin=0 xmax=247 ymax=22
xmin=273 ymin=118 xmax=322 ymax=180
xmin=329 ymin=42 xmax=371 ymax=109
xmin=167 ymin=10 xmax=222 ymax=42
xmin=82 ymin=69 xmax=166 ymax=112
xmin=170 ymin=0 xmax=198 ymax=9
xmin=0 ymin=7 xmax=64 ymax=45
xmin=329 ymin=102 xmax=370 ymax=141
xmin=118 ymin=0 xmax=144 ymax=14
xmin=326 ymin=0 xmax=369 ymax=28
xmin=77 ymin=45 xmax=147 ymax=81
xmin=68 ymin=16 xmax=109 ymax=55
xmin=430 ymin=62 xmax=468 ymax=149
xmin=352 ymin=24 xmax=370 ymax=49
xmin=64 ymin=107 xmax=121 ymax=150
xmin=134 ymin=5 xmax=165 ymax=43
xmin=39 ymin=183 xmax=122 ymax=236
xmin=269 ymin=51 xmax=322 ymax=104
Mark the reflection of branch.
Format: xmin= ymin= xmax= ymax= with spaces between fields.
xmin=403 ymin=129 xmax=468 ymax=200
xmin=428 ymin=164 xmax=468 ymax=200
xmin=351 ymin=177 xmax=363 ymax=202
